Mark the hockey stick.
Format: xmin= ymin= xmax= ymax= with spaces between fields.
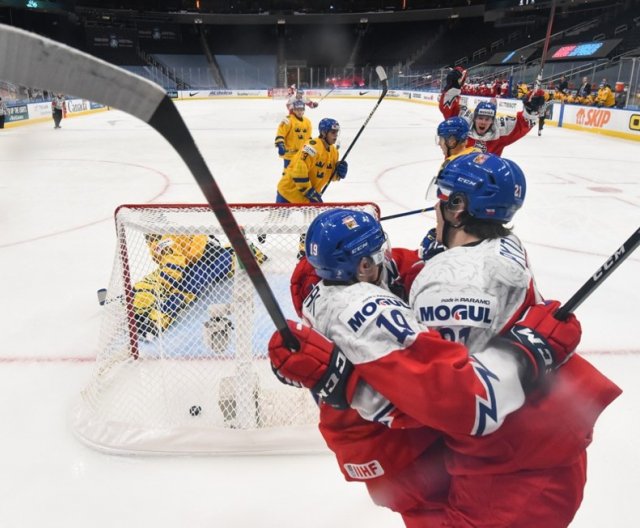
xmin=321 ymin=66 xmax=388 ymax=195
xmin=0 ymin=24 xmax=298 ymax=349
xmin=380 ymin=206 xmax=435 ymax=222
xmin=318 ymin=86 xmax=336 ymax=102
xmin=535 ymin=0 xmax=558 ymax=90
xmin=555 ymin=226 xmax=640 ymax=320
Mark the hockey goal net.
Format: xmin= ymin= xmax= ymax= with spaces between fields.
xmin=72 ymin=202 xmax=380 ymax=455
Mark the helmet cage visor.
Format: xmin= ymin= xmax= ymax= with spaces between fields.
xmin=367 ymin=232 xmax=391 ymax=267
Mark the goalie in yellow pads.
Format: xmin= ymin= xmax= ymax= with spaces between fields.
xmin=132 ymin=234 xmax=267 ymax=339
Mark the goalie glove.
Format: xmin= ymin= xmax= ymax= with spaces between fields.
xmin=268 ymin=321 xmax=355 ymax=409
xmin=505 ymin=300 xmax=581 ymax=385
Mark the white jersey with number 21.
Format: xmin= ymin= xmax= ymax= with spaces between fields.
xmin=409 ymin=234 xmax=541 ymax=353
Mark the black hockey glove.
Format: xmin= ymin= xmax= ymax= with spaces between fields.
xmin=444 ymin=67 xmax=467 ymax=92
xmin=524 ymin=89 xmax=546 ymax=114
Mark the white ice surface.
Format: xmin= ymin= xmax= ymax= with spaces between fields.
xmin=0 ymin=96 xmax=638 ymax=527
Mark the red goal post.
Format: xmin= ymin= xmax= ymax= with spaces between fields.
xmin=72 ymin=202 xmax=381 ymax=455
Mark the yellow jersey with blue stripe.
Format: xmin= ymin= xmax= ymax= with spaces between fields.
xmin=277 ymin=137 xmax=340 ymax=202
xmin=275 ymin=114 xmax=312 ymax=161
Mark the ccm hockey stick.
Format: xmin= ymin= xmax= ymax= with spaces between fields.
xmin=381 ymin=206 xmax=435 ymax=222
xmin=321 ymin=65 xmax=389 ymax=195
xmin=555 ymin=226 xmax=640 ymax=320
xmin=0 ymin=24 xmax=298 ymax=349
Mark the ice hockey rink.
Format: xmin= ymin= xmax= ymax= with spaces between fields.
xmin=0 ymin=95 xmax=638 ymax=527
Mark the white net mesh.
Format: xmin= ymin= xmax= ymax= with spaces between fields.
xmin=72 ymin=202 xmax=380 ymax=455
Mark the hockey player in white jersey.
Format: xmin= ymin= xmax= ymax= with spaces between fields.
xmin=413 ymin=152 xmax=535 ymax=351
xmin=267 ymin=205 xmax=618 ymax=527
xmin=439 ymin=67 xmax=545 ymax=156
xmin=286 ymin=88 xmax=318 ymax=113
xmin=405 ymin=152 xmax=621 ymax=526
xmin=269 ymin=154 xmax=620 ymax=527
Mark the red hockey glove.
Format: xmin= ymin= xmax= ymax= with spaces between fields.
xmin=268 ymin=321 xmax=354 ymax=409
xmin=507 ymin=300 xmax=581 ymax=382
xmin=308 ymin=101 xmax=319 ymax=108
xmin=290 ymin=257 xmax=321 ymax=317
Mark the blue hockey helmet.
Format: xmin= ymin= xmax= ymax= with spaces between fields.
xmin=319 ymin=118 xmax=340 ymax=136
xmin=292 ymin=99 xmax=306 ymax=111
xmin=305 ymin=208 xmax=386 ymax=281
xmin=437 ymin=116 xmax=470 ymax=142
xmin=436 ymin=153 xmax=526 ymax=222
xmin=473 ymin=100 xmax=497 ymax=120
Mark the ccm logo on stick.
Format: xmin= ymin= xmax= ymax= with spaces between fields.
xmin=593 ymin=246 xmax=626 ymax=280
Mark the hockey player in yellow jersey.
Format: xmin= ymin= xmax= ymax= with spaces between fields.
xmin=429 ymin=116 xmax=481 ymax=232
xmin=276 ymin=117 xmax=348 ymax=204
xmin=421 ymin=116 xmax=482 ymax=260
xmin=132 ymin=234 xmax=266 ymax=339
xmin=596 ymin=81 xmax=615 ymax=108
xmin=436 ymin=116 xmax=481 ymax=166
xmin=275 ymin=99 xmax=312 ymax=168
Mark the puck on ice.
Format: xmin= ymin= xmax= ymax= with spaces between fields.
xmin=189 ymin=405 xmax=202 ymax=416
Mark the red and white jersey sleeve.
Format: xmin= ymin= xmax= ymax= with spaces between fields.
xmin=439 ymin=88 xmax=462 ymax=119
xmin=405 ymin=235 xmax=622 ymax=474
xmin=409 ymin=234 xmax=541 ymax=353
xmin=302 ymin=281 xmax=527 ymax=436
xmin=467 ymin=111 xmax=536 ymax=156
